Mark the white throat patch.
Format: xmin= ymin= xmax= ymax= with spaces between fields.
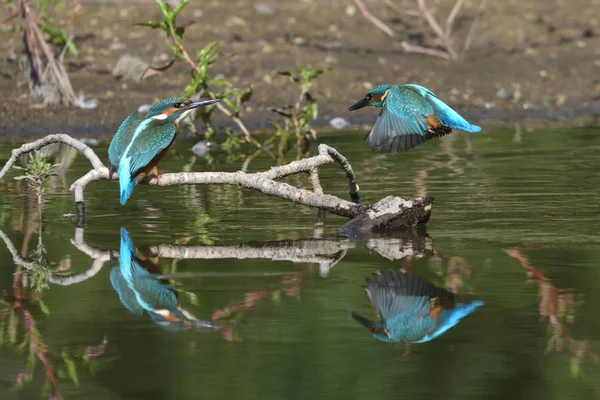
xmin=175 ymin=109 xmax=194 ymax=125
xmin=150 ymin=113 xmax=168 ymax=121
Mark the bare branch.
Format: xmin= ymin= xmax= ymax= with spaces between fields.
xmin=318 ymin=144 xmax=360 ymax=203
xmin=383 ymin=0 xmax=422 ymax=17
xmin=0 ymin=134 xmax=104 ymax=179
xmin=462 ymin=0 xmax=487 ymax=57
xmin=1 ymin=134 xmax=432 ymax=232
xmin=354 ymin=0 xmax=396 ymax=38
xmin=445 ymin=0 xmax=466 ymax=39
xmin=401 ymin=41 xmax=452 ymax=60
xmin=0 ymin=228 xmax=105 ymax=285
xmin=417 ymin=0 xmax=446 ymax=42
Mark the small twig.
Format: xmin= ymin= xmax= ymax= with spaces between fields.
xmin=417 ymin=0 xmax=446 ymax=41
xmin=166 ymin=23 xmax=258 ymax=146
xmin=353 ymin=0 xmax=396 ymax=38
xmin=318 ymin=144 xmax=361 ymax=203
xmin=462 ymin=0 xmax=487 ymax=57
xmin=0 ymin=8 xmax=19 ymax=27
xmin=445 ymin=0 xmax=466 ymax=39
xmin=418 ymin=0 xmax=457 ymax=59
xmin=383 ymin=0 xmax=421 ymax=17
xmin=401 ymin=40 xmax=451 ymax=60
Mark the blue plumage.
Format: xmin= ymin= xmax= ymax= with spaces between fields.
xmin=349 ymin=84 xmax=481 ymax=153
xmin=351 ymin=270 xmax=483 ymax=343
xmin=107 ymin=97 xmax=219 ymax=205
xmin=110 ymin=227 xmax=220 ymax=331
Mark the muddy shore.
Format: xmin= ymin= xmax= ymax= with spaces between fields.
xmin=1 ymin=0 xmax=599 ymax=137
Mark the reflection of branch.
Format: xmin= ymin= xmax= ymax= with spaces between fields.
xmin=0 ymin=228 xmax=106 ymax=286
xmin=150 ymin=240 xmax=354 ymax=263
xmin=0 ymin=135 xmax=432 ymax=231
xmin=505 ymin=247 xmax=599 ymax=369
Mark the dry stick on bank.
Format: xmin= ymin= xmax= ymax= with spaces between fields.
xmin=355 ymin=0 xmax=487 ymax=60
xmin=0 ymin=134 xmax=433 ymax=233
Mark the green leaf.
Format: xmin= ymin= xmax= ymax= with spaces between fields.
xmin=38 ymin=299 xmax=50 ymax=316
xmin=64 ymin=356 xmax=80 ymax=386
xmin=309 ymin=102 xmax=318 ymax=120
xmin=172 ymin=0 xmax=190 ymax=18
xmin=134 ymin=21 xmax=164 ymax=30
xmin=208 ymin=78 xmax=230 ymax=87
xmin=240 ymin=85 xmax=253 ymax=104
xmin=67 ymin=41 xmax=78 ymax=57
xmin=155 ymin=0 xmax=171 ymax=19
xmin=196 ymin=42 xmax=218 ymax=61
xmin=269 ymin=107 xmax=292 ymax=118
xmin=223 ymin=98 xmax=237 ymax=112
xmin=570 ymin=357 xmax=580 ymax=378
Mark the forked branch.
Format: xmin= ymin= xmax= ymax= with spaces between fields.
xmin=0 ymin=134 xmax=432 ymax=232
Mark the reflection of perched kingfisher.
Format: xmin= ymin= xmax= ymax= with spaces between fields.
xmin=349 ymin=84 xmax=481 ymax=153
xmin=110 ymin=227 xmax=219 ymax=331
xmin=351 ymin=270 xmax=483 ymax=343
xmin=108 ymin=97 xmax=219 ymax=205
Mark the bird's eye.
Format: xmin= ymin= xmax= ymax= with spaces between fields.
xmin=365 ymin=94 xmax=373 ymax=101
xmin=173 ymin=102 xmax=182 ymax=108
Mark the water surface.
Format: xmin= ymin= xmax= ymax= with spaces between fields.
xmin=1 ymin=129 xmax=599 ymax=399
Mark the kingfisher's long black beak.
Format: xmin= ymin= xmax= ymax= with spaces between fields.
xmin=184 ymin=98 xmax=220 ymax=110
xmin=351 ymin=311 xmax=375 ymax=329
xmin=348 ymin=98 xmax=369 ymax=111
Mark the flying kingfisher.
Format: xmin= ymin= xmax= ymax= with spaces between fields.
xmin=108 ymin=97 xmax=219 ymax=205
xmin=351 ymin=269 xmax=483 ymax=343
xmin=348 ymin=84 xmax=481 ymax=153
xmin=110 ymin=227 xmax=220 ymax=332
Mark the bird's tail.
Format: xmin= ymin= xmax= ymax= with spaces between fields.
xmin=119 ymin=227 xmax=135 ymax=267
xmin=428 ymin=95 xmax=481 ymax=133
xmin=351 ymin=311 xmax=375 ymax=330
xmin=452 ymin=300 xmax=485 ymax=320
xmin=118 ymin=157 xmax=135 ymax=205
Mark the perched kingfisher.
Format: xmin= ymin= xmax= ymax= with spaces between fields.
xmin=351 ymin=270 xmax=483 ymax=343
xmin=110 ymin=227 xmax=220 ymax=331
xmin=348 ymin=84 xmax=481 ymax=153
xmin=108 ymin=97 xmax=219 ymax=205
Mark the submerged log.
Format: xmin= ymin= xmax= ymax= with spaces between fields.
xmin=338 ymin=196 xmax=433 ymax=236
xmin=0 ymin=134 xmax=432 ymax=232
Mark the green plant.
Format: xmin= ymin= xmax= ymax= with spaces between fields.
xmin=136 ymin=0 xmax=257 ymax=146
xmin=13 ymin=152 xmax=60 ymax=207
xmin=135 ymin=0 xmax=330 ymax=159
xmin=270 ymin=67 xmax=330 ymax=154
xmin=4 ymin=0 xmax=80 ymax=55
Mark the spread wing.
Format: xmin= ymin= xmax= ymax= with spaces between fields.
xmin=108 ymin=112 xmax=142 ymax=168
xmin=123 ymin=122 xmax=176 ymax=177
xmin=365 ymin=86 xmax=434 ymax=153
xmin=364 ymin=270 xmax=454 ymax=321
xmin=414 ymin=300 xmax=484 ymax=343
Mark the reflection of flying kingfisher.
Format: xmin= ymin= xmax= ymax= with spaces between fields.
xmin=110 ymin=227 xmax=219 ymax=332
xmin=352 ymin=270 xmax=483 ymax=343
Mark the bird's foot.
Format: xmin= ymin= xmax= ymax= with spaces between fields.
xmin=155 ymin=172 xmax=163 ymax=185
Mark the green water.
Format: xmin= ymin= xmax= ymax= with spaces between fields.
xmin=1 ymin=129 xmax=599 ymax=399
